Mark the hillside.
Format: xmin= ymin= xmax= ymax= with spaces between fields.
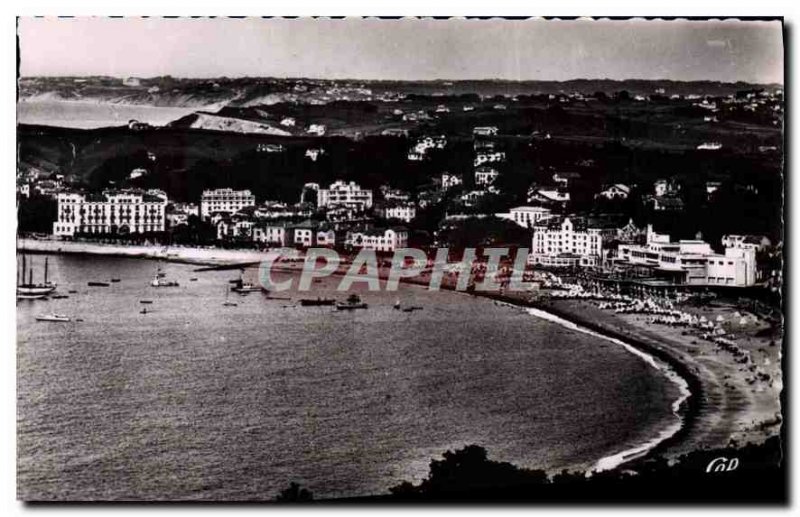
xmin=172 ymin=112 xmax=292 ymax=135
xmin=19 ymin=76 xmax=782 ymax=108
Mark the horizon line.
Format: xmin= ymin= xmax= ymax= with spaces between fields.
xmin=18 ymin=75 xmax=783 ymax=87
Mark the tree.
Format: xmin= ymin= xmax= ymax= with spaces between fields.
xmin=17 ymin=195 xmax=57 ymax=234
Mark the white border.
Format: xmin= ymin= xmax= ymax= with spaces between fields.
xmin=3 ymin=1 xmax=796 ymax=515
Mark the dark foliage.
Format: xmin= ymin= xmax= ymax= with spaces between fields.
xmin=275 ymin=481 xmax=314 ymax=502
xmin=17 ymin=195 xmax=57 ymax=234
xmin=384 ymin=438 xmax=784 ymax=503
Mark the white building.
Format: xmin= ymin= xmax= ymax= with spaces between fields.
xmin=129 ymin=168 xmax=147 ymax=180
xmin=307 ymin=124 xmax=326 ymax=136
xmin=496 ymin=206 xmax=552 ymax=229
xmin=217 ymin=217 xmax=255 ymax=241
xmin=317 ymin=181 xmax=373 ymax=211
xmin=253 ymin=224 xmax=288 ymax=247
xmin=615 ymin=226 xmax=757 ymax=286
xmin=378 ymin=202 xmax=416 ymax=223
xmin=473 ymin=126 xmax=498 ymax=137
xmin=17 ymin=182 xmax=30 ymax=198
xmin=654 ymin=179 xmax=680 ymax=198
xmin=305 ymin=148 xmax=325 ymax=161
xmin=721 ymin=234 xmax=771 ymax=252
xmin=528 ymin=187 xmax=570 ymax=205
xmin=200 ymin=188 xmax=256 ymax=220
xmin=475 ymin=167 xmax=499 ymax=186
xmin=529 ymin=216 xmax=608 ymax=267
xmin=254 ymin=202 xmax=313 ymax=220
xmin=474 ymin=152 xmax=506 ymax=167
xmin=53 ymin=189 xmax=167 ymax=237
xmin=166 ymin=201 xmax=198 ymax=228
xmin=257 ymin=143 xmax=285 ymax=153
xmin=412 ymin=135 xmax=447 ymax=156
xmin=460 ymin=190 xmax=487 ymax=207
xmin=441 ymin=173 xmax=463 ymax=190
xmin=280 ymin=117 xmax=296 ymax=127
xmin=706 ymin=181 xmax=722 ymax=198
xmin=596 ymin=184 xmax=631 ymax=200
xmin=346 ymin=227 xmax=409 ymax=252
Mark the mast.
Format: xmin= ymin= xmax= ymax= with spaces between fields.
xmin=44 ymin=257 xmax=49 ymax=284
xmin=21 ymin=254 xmax=26 ymax=286
xmin=28 ymin=261 xmax=33 ymax=286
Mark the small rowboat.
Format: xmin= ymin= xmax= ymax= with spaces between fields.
xmin=36 ymin=313 xmax=70 ymax=322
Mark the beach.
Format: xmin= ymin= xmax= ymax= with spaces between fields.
xmin=18 ymin=238 xmax=784 ymax=467
xmin=18 ymin=238 xmax=273 ymax=267
xmin=537 ymin=297 xmax=783 ymax=461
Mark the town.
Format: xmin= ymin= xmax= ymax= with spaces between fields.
xmin=17 ymin=83 xmax=783 ymax=294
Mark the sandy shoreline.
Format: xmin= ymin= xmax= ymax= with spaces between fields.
xmin=537 ymin=298 xmax=782 ymax=460
xmin=19 ymin=238 xmax=783 ymax=469
xmin=18 ymin=238 xmax=273 ymax=267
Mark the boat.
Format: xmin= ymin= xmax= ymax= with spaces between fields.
xmin=111 ymin=278 xmax=121 ymax=283
xmin=88 ymin=281 xmax=110 ymax=287
xmin=67 ymin=290 xmax=78 ymax=294
xmin=230 ymin=271 xmax=261 ymax=293
xmin=139 ymin=300 xmax=154 ymax=304
xmin=17 ymin=293 xmax=48 ymax=300
xmin=17 ymin=255 xmax=57 ymax=297
xmin=402 ymin=306 xmax=424 ymax=313
xmin=336 ymin=294 xmax=368 ymax=310
xmin=139 ymin=308 xmax=149 ymax=314
xmin=151 ymin=274 xmax=179 ymax=287
xmin=394 ymin=299 xmax=401 ymax=310
xmin=190 ymin=278 xmax=198 ymax=282
xmin=51 ymin=295 xmax=69 ymax=299
xmin=300 ymin=298 xmax=336 ymax=306
xmin=35 ymin=313 xmax=70 ymax=322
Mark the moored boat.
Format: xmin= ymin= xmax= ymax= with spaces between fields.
xmin=151 ymin=274 xmax=179 ymax=287
xmin=336 ymin=294 xmax=368 ymax=310
xmin=35 ymin=313 xmax=70 ymax=322
xmin=300 ymin=298 xmax=335 ymax=306
xmin=230 ymin=271 xmax=261 ymax=293
xmin=18 ymin=255 xmax=56 ymax=297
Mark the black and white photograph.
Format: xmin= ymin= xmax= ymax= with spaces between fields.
xmin=13 ymin=14 xmax=786 ymax=504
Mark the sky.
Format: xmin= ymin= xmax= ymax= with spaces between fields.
xmin=18 ymin=17 xmax=784 ymax=84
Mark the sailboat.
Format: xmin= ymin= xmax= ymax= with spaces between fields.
xmin=17 ymin=255 xmax=56 ymax=298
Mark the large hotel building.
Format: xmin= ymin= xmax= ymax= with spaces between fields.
xmin=615 ymin=226 xmax=757 ymax=287
xmin=53 ymin=190 xmax=168 ymax=237
xmin=529 ymin=215 xmax=613 ymax=267
xmin=316 ymin=181 xmax=373 ymax=211
xmin=200 ymin=188 xmax=256 ymax=220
